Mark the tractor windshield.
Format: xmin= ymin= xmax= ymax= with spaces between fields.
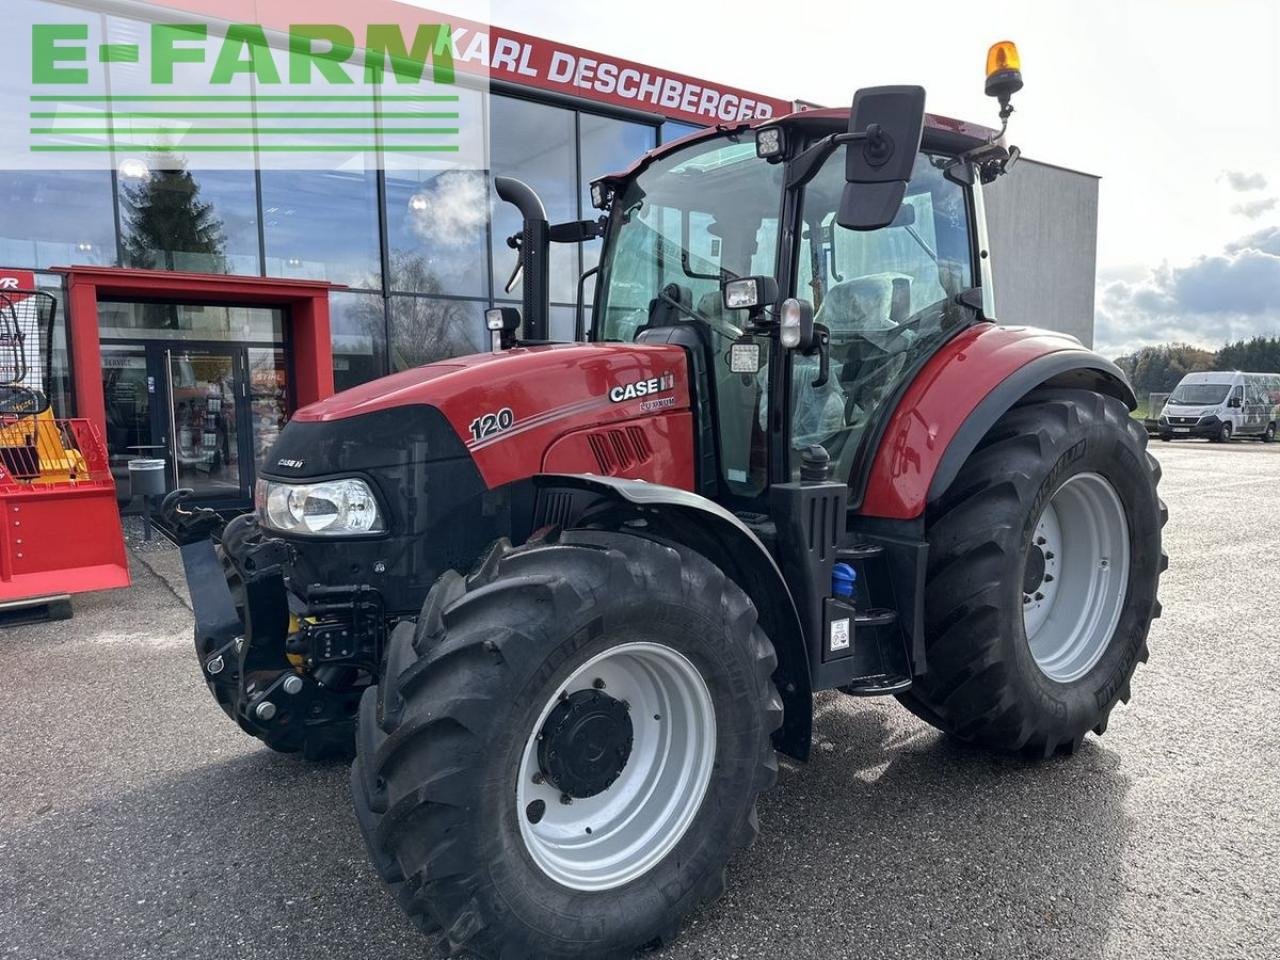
xmin=789 ymin=151 xmax=973 ymax=480
xmin=596 ymin=136 xmax=785 ymax=498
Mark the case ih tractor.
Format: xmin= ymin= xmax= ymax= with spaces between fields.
xmin=167 ymin=44 xmax=1165 ymax=959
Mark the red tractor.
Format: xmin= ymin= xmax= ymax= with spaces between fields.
xmin=168 ymin=45 xmax=1165 ymax=960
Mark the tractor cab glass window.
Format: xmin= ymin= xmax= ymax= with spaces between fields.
xmin=792 ymin=151 xmax=973 ymax=479
xmin=596 ymin=137 xmax=784 ymax=499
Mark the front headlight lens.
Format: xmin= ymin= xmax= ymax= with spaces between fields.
xmin=258 ymin=478 xmax=384 ymax=535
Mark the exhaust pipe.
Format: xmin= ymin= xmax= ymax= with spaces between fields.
xmin=495 ymin=177 xmax=550 ymax=341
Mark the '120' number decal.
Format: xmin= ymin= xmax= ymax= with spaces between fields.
xmin=469 ymin=407 xmax=515 ymax=442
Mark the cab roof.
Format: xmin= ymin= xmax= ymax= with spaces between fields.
xmin=595 ymin=106 xmax=998 ymax=187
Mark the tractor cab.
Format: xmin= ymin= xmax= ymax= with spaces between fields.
xmin=588 ymin=106 xmax=999 ymax=507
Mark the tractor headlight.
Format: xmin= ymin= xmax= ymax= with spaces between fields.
xmin=257 ymin=478 xmax=385 ymax=536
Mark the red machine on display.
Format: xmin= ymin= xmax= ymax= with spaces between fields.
xmin=0 ymin=279 xmax=127 ymax=616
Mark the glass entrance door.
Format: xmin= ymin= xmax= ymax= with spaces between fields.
xmin=101 ymin=340 xmax=290 ymax=507
xmin=166 ymin=348 xmax=246 ymax=500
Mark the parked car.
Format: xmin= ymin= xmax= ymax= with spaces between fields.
xmin=1157 ymin=371 xmax=1280 ymax=442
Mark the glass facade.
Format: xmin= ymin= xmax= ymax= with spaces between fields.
xmin=0 ymin=93 xmax=676 ymax=404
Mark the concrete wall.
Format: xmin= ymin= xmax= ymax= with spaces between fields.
xmin=982 ymin=159 xmax=1099 ymax=347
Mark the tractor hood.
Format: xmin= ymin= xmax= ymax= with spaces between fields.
xmin=287 ymin=342 xmax=691 ymax=489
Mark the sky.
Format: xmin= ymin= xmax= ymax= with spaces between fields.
xmin=409 ymin=0 xmax=1280 ymax=358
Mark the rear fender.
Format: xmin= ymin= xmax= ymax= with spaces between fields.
xmin=529 ymin=474 xmax=813 ymax=761
xmin=858 ymin=325 xmax=1136 ymax=519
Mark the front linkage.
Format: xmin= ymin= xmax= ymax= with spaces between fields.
xmin=163 ymin=491 xmax=384 ymax=760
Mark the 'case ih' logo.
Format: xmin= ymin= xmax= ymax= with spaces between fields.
xmin=276 ymin=458 xmax=305 ymax=469
xmin=610 ymin=372 xmax=674 ymax=403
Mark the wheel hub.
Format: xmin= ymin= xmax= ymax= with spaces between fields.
xmin=1022 ymin=543 xmax=1047 ymax=594
xmin=537 ymin=689 xmax=634 ymax=799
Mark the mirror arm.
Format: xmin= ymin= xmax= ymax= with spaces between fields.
xmin=786 ymin=129 xmax=872 ymax=190
xmin=574 ymin=264 xmax=600 ymax=342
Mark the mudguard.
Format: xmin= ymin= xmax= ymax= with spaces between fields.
xmin=858 ymin=324 xmax=1136 ymax=519
xmin=530 ymin=473 xmax=814 ymax=761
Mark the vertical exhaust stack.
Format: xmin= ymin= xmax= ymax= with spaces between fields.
xmin=494 ymin=177 xmax=550 ymax=341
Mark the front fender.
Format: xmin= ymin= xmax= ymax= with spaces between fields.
xmin=530 ymin=474 xmax=813 ymax=761
xmin=858 ymin=324 xmax=1136 ymax=520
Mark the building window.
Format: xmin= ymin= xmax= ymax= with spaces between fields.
xmin=385 ymin=86 xmax=489 ymax=299
xmin=118 ymin=162 xmax=261 ymax=276
xmin=388 ymin=296 xmax=485 ymax=372
xmin=0 ymin=171 xmax=118 ymax=270
xmin=261 ymin=170 xmax=382 ymax=290
xmin=330 ymin=291 xmax=388 ymax=392
xmin=489 ymin=95 xmax=578 ymax=305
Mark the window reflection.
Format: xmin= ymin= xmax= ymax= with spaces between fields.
xmin=388 ymin=296 xmax=485 ymax=371
xmin=330 ymin=291 xmax=388 ymax=392
xmin=118 ymin=158 xmax=260 ymax=275
xmin=386 ymin=86 xmax=488 ymax=298
xmin=489 ymin=96 xmax=578 ymax=304
xmin=262 ymin=170 xmax=381 ymax=289
xmin=0 ymin=171 xmax=118 ymax=269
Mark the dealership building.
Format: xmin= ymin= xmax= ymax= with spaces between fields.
xmin=3 ymin=0 xmax=1095 ymax=512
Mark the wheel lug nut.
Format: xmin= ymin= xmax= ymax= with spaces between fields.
xmin=1044 ymin=551 xmax=1055 ymax=560
xmin=560 ymin=793 xmax=572 ymax=805
xmin=1043 ymin=574 xmax=1054 ymax=583
xmin=592 ymin=678 xmax=606 ymax=690
xmin=1036 ymin=536 xmax=1047 ymax=545
xmin=1023 ymin=595 xmax=1032 ymax=605
xmin=1034 ymin=592 xmax=1045 ymax=601
xmin=621 ymin=700 xmax=630 ymax=711
xmin=532 ymin=772 xmax=544 ymax=785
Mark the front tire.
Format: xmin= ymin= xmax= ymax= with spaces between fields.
xmin=1214 ymin=421 xmax=1233 ymax=443
xmin=899 ymin=390 xmax=1166 ymax=756
xmin=352 ymin=530 xmax=781 ymax=958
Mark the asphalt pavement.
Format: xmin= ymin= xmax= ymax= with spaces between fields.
xmin=2 ymin=440 xmax=1277 ymax=959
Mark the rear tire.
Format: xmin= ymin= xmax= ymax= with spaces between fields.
xmin=1263 ymin=422 xmax=1276 ymax=443
xmin=352 ymin=529 xmax=780 ymax=959
xmin=898 ymin=390 xmax=1166 ymax=756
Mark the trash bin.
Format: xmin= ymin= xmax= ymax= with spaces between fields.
xmin=127 ymin=458 xmax=168 ymax=542
xmin=128 ymin=458 xmax=167 ymax=497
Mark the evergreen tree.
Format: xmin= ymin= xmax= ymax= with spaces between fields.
xmin=121 ymin=154 xmax=227 ymax=276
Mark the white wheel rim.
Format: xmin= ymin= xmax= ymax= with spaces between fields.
xmin=516 ymin=641 xmax=716 ymax=891
xmin=1022 ymin=472 xmax=1131 ymax=683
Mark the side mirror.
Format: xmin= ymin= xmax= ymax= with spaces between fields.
xmin=1229 ymin=395 xmax=1243 ymax=408
xmin=838 ymin=85 xmax=926 ymax=232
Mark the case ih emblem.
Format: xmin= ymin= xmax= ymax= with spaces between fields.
xmin=609 ymin=372 xmax=675 ymax=403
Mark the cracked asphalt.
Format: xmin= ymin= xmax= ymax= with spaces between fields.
xmin=2 ymin=441 xmax=1277 ymax=959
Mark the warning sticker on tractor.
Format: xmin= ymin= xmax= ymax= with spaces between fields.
xmin=830 ymin=617 xmax=851 ymax=652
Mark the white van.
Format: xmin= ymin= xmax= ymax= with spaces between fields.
xmin=1158 ymin=371 xmax=1280 ymax=442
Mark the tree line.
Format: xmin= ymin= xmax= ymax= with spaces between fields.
xmin=1114 ymin=337 xmax=1280 ymax=401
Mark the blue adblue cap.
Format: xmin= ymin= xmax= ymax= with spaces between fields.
xmin=832 ymin=562 xmax=857 ymax=598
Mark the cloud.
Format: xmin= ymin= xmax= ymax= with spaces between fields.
xmin=1095 ymin=228 xmax=1280 ymax=356
xmin=1231 ymin=196 xmax=1277 ymax=219
xmin=1220 ymin=170 xmax=1268 ymax=192
xmin=406 ymin=170 xmax=488 ymax=246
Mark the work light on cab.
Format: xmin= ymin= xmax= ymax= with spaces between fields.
xmin=755 ymin=126 xmax=785 ymax=160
